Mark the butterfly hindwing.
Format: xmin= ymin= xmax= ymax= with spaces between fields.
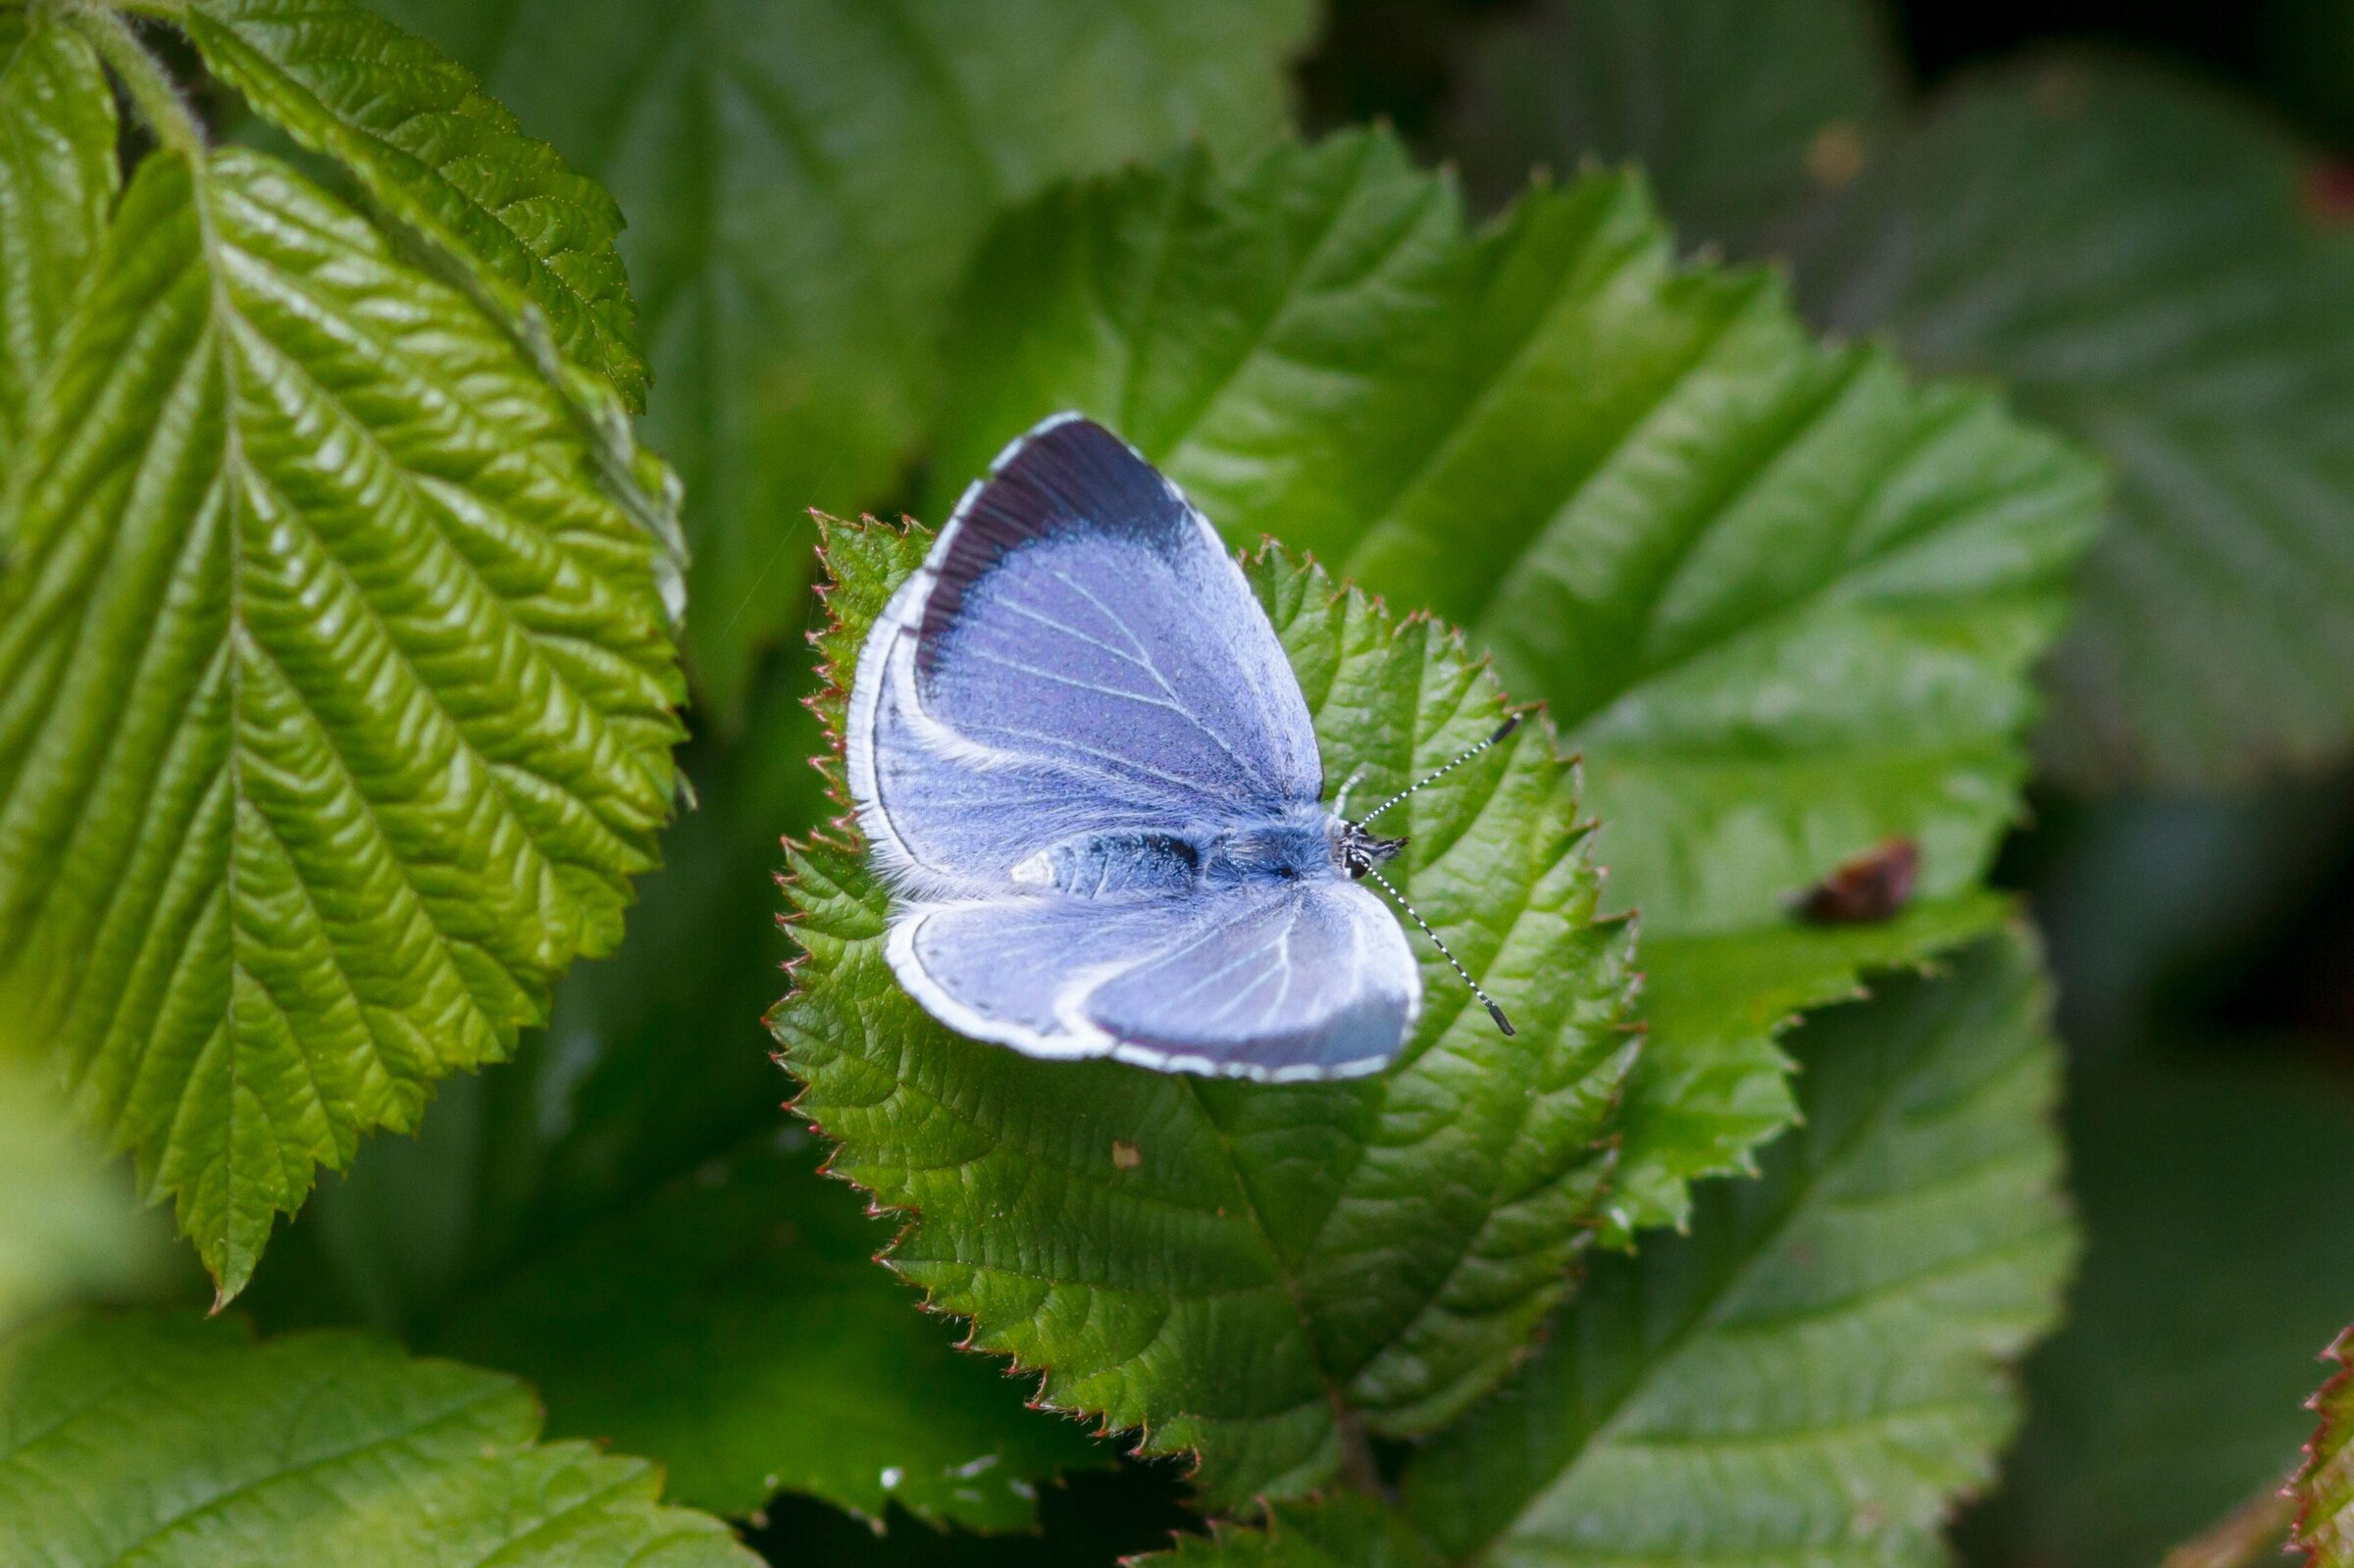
xmin=890 ymin=881 xmax=1416 ymax=1078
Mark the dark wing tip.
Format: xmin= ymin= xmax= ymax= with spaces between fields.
xmin=979 ymin=414 xmax=1173 ymax=538
xmin=921 ymin=415 xmax=1190 ymax=667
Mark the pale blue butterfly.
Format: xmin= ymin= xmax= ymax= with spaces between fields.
xmin=844 ymin=414 xmax=1515 ymax=1081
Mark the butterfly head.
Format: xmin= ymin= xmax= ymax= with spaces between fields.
xmin=1331 ymin=819 xmax=1407 ymax=881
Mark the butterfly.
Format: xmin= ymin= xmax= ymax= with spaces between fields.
xmin=844 ymin=414 xmax=1514 ymax=1081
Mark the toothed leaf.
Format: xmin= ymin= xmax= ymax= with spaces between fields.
xmin=1402 ymin=933 xmax=2073 ymax=1568
xmin=1142 ymin=1497 xmax=1436 ymax=1567
xmin=771 ymin=523 xmax=1636 ymax=1508
xmin=188 ymin=0 xmax=646 ymax=406
xmin=933 ymin=128 xmax=2102 ymax=1238
xmin=2300 ymin=1330 xmax=2354 ymax=1566
xmin=1790 ymin=58 xmax=2354 ymax=789
xmin=367 ymin=0 xmax=1316 ymax=717
xmin=0 ymin=1312 xmax=759 ymax=1566
xmin=0 ymin=148 xmax=685 ymax=1299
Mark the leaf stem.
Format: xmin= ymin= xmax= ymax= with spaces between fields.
xmin=63 ymin=3 xmax=204 ymax=159
xmin=1332 ymin=1408 xmax=1385 ymax=1498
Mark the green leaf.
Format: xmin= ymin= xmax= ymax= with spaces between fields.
xmin=2299 ymin=1329 xmax=2354 ymax=1567
xmin=0 ymin=12 xmax=117 ymax=463
xmin=1445 ymin=0 xmax=1897 ymax=254
xmin=1967 ymin=1053 xmax=2354 ymax=1568
xmin=1144 ymin=1498 xmax=1435 ymax=1568
xmin=0 ymin=1310 xmax=759 ymax=1566
xmin=932 ymin=128 xmax=2101 ymax=1236
xmin=772 ymin=520 xmax=1637 ymax=1507
xmin=430 ymin=1130 xmax=1105 ymax=1529
xmin=1400 ymin=932 xmax=2073 ymax=1568
xmin=0 ymin=146 xmax=685 ymax=1300
xmin=186 ymin=0 xmax=647 ymax=407
xmin=241 ymin=667 xmax=1096 ymax=1532
xmin=365 ymin=0 xmax=1318 ymax=718
xmin=1788 ymin=58 xmax=2354 ymax=788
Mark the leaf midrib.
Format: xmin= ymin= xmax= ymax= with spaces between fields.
xmin=1259 ymin=599 xmax=1604 ymax=1420
xmin=1176 ymin=1073 xmax=1357 ymax=1451
xmin=199 ymin=157 xmax=251 ymax=1281
xmin=94 ymin=1374 xmax=515 ymax=1563
xmin=1442 ymin=1003 xmax=2019 ymax=1568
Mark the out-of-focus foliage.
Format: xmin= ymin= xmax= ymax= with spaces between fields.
xmin=428 ymin=1130 xmax=1103 ymax=1529
xmin=365 ymin=0 xmax=1318 ymax=718
xmin=1448 ymin=0 xmax=1899 ymax=255
xmin=0 ymin=1057 xmax=173 ymax=1335
xmin=1142 ymin=1498 xmax=1437 ymax=1567
xmin=1450 ymin=0 xmax=2354 ymax=792
xmin=1966 ymin=1054 xmax=2354 ymax=1567
xmin=1791 ymin=60 xmax=2354 ymax=789
xmin=0 ymin=1311 xmax=758 ymax=1567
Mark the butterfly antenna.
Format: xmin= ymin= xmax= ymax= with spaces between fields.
xmin=1356 ymin=717 xmax=1521 ymax=827
xmin=1330 ymin=764 xmax=1368 ymax=821
xmin=1361 ymin=866 xmax=1516 ymax=1037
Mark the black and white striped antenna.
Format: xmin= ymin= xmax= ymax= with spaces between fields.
xmin=1362 ymin=866 xmax=1515 ymax=1037
xmin=1346 ymin=715 xmax=1525 ymax=1037
xmin=1356 ymin=717 xmax=1520 ymax=826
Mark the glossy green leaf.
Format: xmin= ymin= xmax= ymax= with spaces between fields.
xmin=0 ymin=12 xmax=116 ymax=462
xmin=0 ymin=1311 xmax=758 ymax=1566
xmin=1790 ymin=58 xmax=2354 ymax=788
xmin=241 ymin=668 xmax=1097 ymax=1532
xmin=188 ymin=0 xmax=647 ymax=406
xmin=0 ymin=146 xmax=685 ymax=1300
xmin=365 ymin=0 xmax=1317 ymax=718
xmin=2300 ymin=1328 xmax=2354 ymax=1567
xmin=772 ymin=521 xmax=1637 ymax=1507
xmin=1402 ymin=933 xmax=2073 ymax=1568
xmin=932 ymin=128 xmax=2101 ymax=1236
xmin=1445 ymin=0 xmax=1897 ymax=253
xmin=1145 ymin=1498 xmax=1435 ymax=1568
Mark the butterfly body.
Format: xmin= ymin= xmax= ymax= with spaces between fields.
xmin=843 ymin=413 xmax=1426 ymax=1081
